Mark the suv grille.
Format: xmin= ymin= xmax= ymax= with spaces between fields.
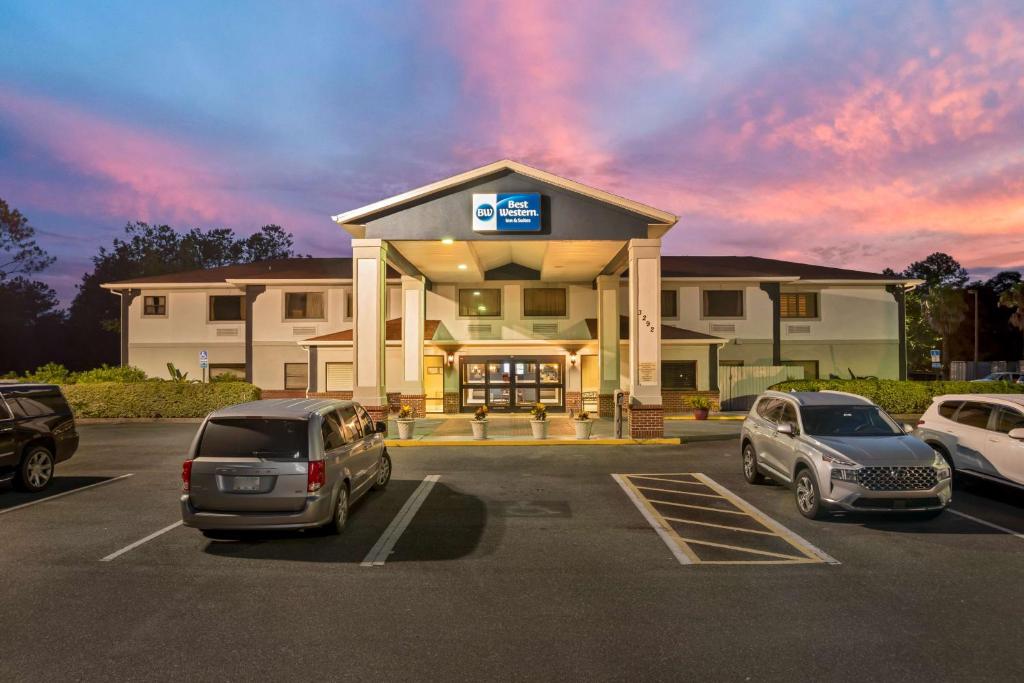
xmin=857 ymin=466 xmax=937 ymax=491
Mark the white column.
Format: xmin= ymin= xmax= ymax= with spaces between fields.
xmin=400 ymin=274 xmax=426 ymax=396
xmin=351 ymin=238 xmax=387 ymax=408
xmin=596 ymin=274 xmax=621 ymax=397
xmin=628 ymin=238 xmax=662 ymax=405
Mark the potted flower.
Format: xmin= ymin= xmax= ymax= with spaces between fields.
xmin=396 ymin=404 xmax=416 ymax=439
xmin=573 ymin=410 xmax=593 ymax=440
xmin=471 ymin=405 xmax=489 ymax=440
xmin=530 ymin=402 xmax=549 ymax=439
xmin=689 ymin=396 xmax=714 ymax=420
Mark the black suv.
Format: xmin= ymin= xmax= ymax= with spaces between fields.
xmin=0 ymin=384 xmax=79 ymax=492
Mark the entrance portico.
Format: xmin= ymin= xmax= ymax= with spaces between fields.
xmin=331 ymin=160 xmax=681 ymax=437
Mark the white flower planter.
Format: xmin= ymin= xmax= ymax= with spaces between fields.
xmin=396 ymin=418 xmax=415 ymax=440
xmin=573 ymin=419 xmax=593 ymax=440
xmin=530 ymin=419 xmax=549 ymax=439
xmin=471 ymin=419 xmax=489 ymax=440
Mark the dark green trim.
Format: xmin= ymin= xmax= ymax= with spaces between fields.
xmin=886 ymin=285 xmax=908 ymax=380
xmin=245 ymin=285 xmax=266 ymax=383
xmin=759 ymin=282 xmax=781 ymax=365
xmin=709 ymin=344 xmax=719 ymax=392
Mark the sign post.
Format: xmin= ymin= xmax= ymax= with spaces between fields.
xmin=199 ymin=350 xmax=209 ymax=383
xmin=930 ymin=349 xmax=941 ymax=379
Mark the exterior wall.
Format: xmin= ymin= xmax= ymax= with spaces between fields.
xmin=251 ymin=343 xmax=309 ymax=390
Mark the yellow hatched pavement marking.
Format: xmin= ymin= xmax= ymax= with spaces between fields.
xmin=627 ymin=475 xmax=708 ymax=487
xmin=614 ymin=472 xmax=840 ymax=566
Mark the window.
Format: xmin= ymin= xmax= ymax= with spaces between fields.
xmin=954 ymin=402 xmax=993 ymax=429
xmin=756 ymin=398 xmax=783 ymax=422
xmin=662 ymin=361 xmax=697 ymax=390
xmin=779 ymin=402 xmax=800 ymax=432
xmin=938 ymin=401 xmax=961 ymax=419
xmin=338 ymin=404 xmax=362 ymax=439
xmin=7 ymin=391 xmax=67 ymax=417
xmin=800 ymin=406 xmax=902 ymax=437
xmin=524 ymin=288 xmax=566 ymax=317
xmin=993 ymin=407 xmax=1024 ymax=434
xmin=209 ymin=364 xmax=246 ymax=380
xmin=344 ymin=291 xmax=353 ymax=321
xmin=143 ymin=295 xmax=166 ymax=316
xmin=198 ymin=418 xmax=308 ymax=459
xmin=356 ymin=406 xmax=376 ymax=435
xmin=325 ymin=363 xmax=353 ymax=392
xmin=661 ymin=290 xmax=678 ymax=318
xmin=780 ymin=292 xmax=818 ymax=319
xmin=783 ymin=360 xmax=819 ymax=380
xmin=209 ymin=295 xmax=245 ymax=321
xmin=284 ymin=363 xmax=308 ymax=391
xmin=285 ymin=292 xmax=325 ymax=320
xmin=459 ymin=289 xmax=501 ymax=317
xmin=321 ymin=413 xmax=346 ymax=450
xmin=703 ymin=290 xmax=743 ymax=317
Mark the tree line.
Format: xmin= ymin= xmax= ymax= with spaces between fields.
xmin=2 ymin=197 xmax=1023 ymax=376
xmin=0 ymin=198 xmax=303 ymax=374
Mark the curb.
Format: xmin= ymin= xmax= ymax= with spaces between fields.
xmin=77 ymin=418 xmax=204 ymax=424
xmin=385 ymin=437 xmax=681 ymax=447
xmin=664 ymin=415 xmax=745 ymax=421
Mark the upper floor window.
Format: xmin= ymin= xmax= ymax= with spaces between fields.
xmin=661 ymin=290 xmax=678 ymax=318
xmin=209 ymin=295 xmax=245 ymax=321
xmin=459 ymin=289 xmax=501 ymax=317
xmin=703 ymin=290 xmax=743 ymax=318
xmin=780 ymin=292 xmax=818 ymax=319
xmin=344 ymin=291 xmax=353 ymax=321
xmin=143 ymin=295 xmax=166 ymax=316
xmin=285 ymin=292 xmax=325 ymax=320
xmin=524 ymin=288 xmax=566 ymax=317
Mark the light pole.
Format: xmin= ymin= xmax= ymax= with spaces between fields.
xmin=967 ymin=289 xmax=979 ymax=367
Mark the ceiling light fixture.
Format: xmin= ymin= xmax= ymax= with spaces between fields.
xmin=441 ymin=238 xmax=454 ymax=245
xmin=457 ymin=264 xmax=468 ymax=270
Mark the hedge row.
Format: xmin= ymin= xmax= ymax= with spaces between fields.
xmin=63 ymin=382 xmax=261 ymax=418
xmin=769 ymin=379 xmax=1024 ymax=414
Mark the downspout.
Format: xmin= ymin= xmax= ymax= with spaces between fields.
xmin=886 ymin=284 xmax=908 ymax=381
xmin=759 ymin=282 xmax=781 ymax=366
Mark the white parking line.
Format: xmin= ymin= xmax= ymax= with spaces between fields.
xmin=612 ymin=474 xmax=695 ymax=565
xmin=361 ymin=475 xmax=440 ymax=567
xmin=0 ymin=474 xmax=134 ymax=516
xmin=948 ymin=509 xmax=1024 ymax=542
xmin=101 ymin=521 xmax=183 ymax=562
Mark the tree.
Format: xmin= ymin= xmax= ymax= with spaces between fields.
xmin=1 ymin=198 xmax=55 ymax=280
xmin=998 ymin=282 xmax=1024 ymax=358
xmin=924 ymin=286 xmax=968 ymax=376
xmin=902 ymin=252 xmax=969 ymax=295
xmin=66 ymin=222 xmax=303 ymax=368
xmin=986 ymin=271 xmax=1022 ymax=296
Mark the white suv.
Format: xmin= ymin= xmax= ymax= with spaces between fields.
xmin=914 ymin=395 xmax=1024 ymax=490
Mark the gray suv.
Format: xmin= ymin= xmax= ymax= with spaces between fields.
xmin=181 ymin=399 xmax=391 ymax=536
xmin=741 ymin=391 xmax=951 ymax=519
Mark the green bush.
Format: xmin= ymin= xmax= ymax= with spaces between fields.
xmin=62 ymin=381 xmax=261 ymax=418
xmin=769 ymin=378 xmax=1024 ymax=414
xmin=72 ymin=364 xmax=148 ymax=384
xmin=24 ymin=362 xmax=72 ymax=384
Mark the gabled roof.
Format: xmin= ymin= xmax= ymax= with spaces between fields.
xmin=585 ymin=317 xmax=723 ymax=342
xmin=101 ymin=258 xmax=399 ymax=288
xmin=658 ymin=256 xmax=913 ymax=283
xmin=331 ymin=159 xmax=678 ymax=227
xmin=305 ymin=319 xmax=442 ymax=344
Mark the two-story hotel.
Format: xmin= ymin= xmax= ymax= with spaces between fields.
xmin=102 ymin=161 xmax=915 ymax=437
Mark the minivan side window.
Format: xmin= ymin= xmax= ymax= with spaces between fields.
xmin=321 ymin=413 xmax=346 ymax=451
xmin=954 ymin=402 xmax=993 ymax=430
xmin=337 ymin=406 xmax=361 ymax=440
xmin=938 ymin=401 xmax=960 ymax=419
xmin=356 ymin=406 xmax=375 ymax=436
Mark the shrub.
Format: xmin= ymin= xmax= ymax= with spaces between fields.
xmin=23 ymin=362 xmax=72 ymax=384
xmin=769 ymin=378 xmax=1024 ymax=414
xmin=72 ymin=364 xmax=148 ymax=384
xmin=530 ymin=402 xmax=547 ymax=421
xmin=62 ymin=381 xmax=261 ymax=418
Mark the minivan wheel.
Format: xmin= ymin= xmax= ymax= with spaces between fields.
xmin=742 ymin=443 xmax=765 ymax=484
xmin=373 ymin=452 xmax=392 ymax=491
xmin=794 ymin=469 xmax=825 ymax=520
xmin=14 ymin=446 xmax=55 ymax=492
xmin=328 ymin=486 xmax=349 ymax=535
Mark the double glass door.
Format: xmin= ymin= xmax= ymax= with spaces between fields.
xmin=460 ymin=356 xmax=565 ymax=412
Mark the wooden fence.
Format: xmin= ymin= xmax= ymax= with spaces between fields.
xmin=719 ymin=365 xmax=805 ymax=412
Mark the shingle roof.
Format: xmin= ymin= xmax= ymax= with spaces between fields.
xmin=305 ymin=319 xmax=442 ymax=343
xmin=657 ymin=256 xmax=899 ymax=281
xmin=585 ymin=317 xmax=722 ymax=341
xmin=102 ymin=257 xmax=399 ymax=287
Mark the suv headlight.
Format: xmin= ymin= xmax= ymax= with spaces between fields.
xmin=821 ymin=451 xmax=857 ymax=467
xmin=933 ymin=452 xmax=952 ymax=480
xmin=830 ymin=467 xmax=860 ymax=482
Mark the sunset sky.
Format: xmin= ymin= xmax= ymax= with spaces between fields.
xmin=2 ymin=0 xmax=1023 ymax=302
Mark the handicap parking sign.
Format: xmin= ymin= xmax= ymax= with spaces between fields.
xmin=199 ymin=350 xmax=209 ymax=369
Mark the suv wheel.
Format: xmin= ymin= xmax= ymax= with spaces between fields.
xmin=742 ymin=443 xmax=765 ymax=484
xmin=373 ymin=451 xmax=392 ymax=491
xmin=327 ymin=485 xmax=349 ymax=535
xmin=15 ymin=446 xmax=55 ymax=493
xmin=794 ymin=469 xmax=825 ymax=520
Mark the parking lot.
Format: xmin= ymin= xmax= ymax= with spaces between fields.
xmin=2 ymin=423 xmax=1023 ymax=681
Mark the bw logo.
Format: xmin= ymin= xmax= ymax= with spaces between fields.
xmin=475 ymin=204 xmax=495 ymax=221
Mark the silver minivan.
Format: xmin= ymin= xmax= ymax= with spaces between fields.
xmin=181 ymin=399 xmax=391 ymax=536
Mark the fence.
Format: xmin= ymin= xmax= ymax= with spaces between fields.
xmin=719 ymin=365 xmax=805 ymax=412
xmin=950 ymin=360 xmax=1021 ymax=381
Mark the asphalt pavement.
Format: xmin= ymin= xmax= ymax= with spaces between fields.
xmin=1 ymin=423 xmax=1022 ymax=681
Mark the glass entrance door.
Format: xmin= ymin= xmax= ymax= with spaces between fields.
xmin=460 ymin=356 xmax=565 ymax=412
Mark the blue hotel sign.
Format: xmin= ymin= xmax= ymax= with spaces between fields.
xmin=472 ymin=193 xmax=542 ymax=232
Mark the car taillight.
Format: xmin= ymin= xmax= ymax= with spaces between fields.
xmin=182 ymin=460 xmax=193 ymax=492
xmin=307 ymin=461 xmax=325 ymax=493
xmin=917 ymin=420 xmax=925 ymax=426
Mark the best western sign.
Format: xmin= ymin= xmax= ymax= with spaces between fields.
xmin=472 ymin=193 xmax=541 ymax=232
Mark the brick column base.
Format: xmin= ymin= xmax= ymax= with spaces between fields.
xmin=566 ymin=391 xmax=582 ymax=414
xmin=443 ymin=392 xmax=459 ymax=414
xmin=399 ymin=394 xmax=426 ymax=418
xmin=628 ymin=403 xmax=664 ymax=439
xmin=663 ymin=390 xmax=721 ymax=415
xmin=261 ymin=390 xmax=305 ymax=399
xmin=598 ymin=394 xmax=615 ymax=418
xmin=363 ymin=405 xmax=389 ymax=423
xmin=307 ymin=391 xmax=354 ymax=400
